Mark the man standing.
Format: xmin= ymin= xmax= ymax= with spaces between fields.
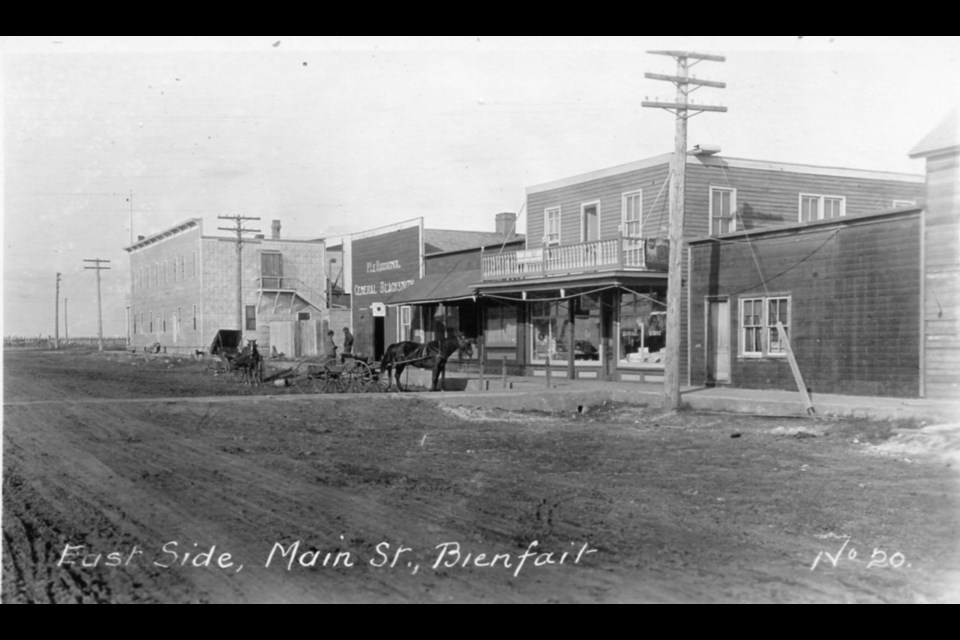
xmin=324 ymin=330 xmax=338 ymax=361
xmin=342 ymin=327 xmax=354 ymax=357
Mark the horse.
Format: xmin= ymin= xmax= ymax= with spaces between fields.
xmin=380 ymin=334 xmax=473 ymax=392
xmin=231 ymin=340 xmax=263 ymax=386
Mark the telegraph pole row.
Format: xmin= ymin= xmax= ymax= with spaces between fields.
xmin=642 ymin=50 xmax=726 ymax=411
xmin=218 ymin=215 xmax=262 ymax=338
xmin=84 ymin=258 xmax=111 ymax=352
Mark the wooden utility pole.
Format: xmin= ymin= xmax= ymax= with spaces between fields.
xmin=218 ymin=215 xmax=261 ymax=337
xmin=643 ymin=50 xmax=726 ymax=410
xmin=54 ymin=272 xmax=62 ymax=350
xmin=84 ymin=259 xmax=112 ymax=351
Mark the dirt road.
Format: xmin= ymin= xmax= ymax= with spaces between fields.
xmin=3 ymin=350 xmax=959 ymax=603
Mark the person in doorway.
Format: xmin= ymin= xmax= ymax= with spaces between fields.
xmin=324 ymin=330 xmax=338 ymax=361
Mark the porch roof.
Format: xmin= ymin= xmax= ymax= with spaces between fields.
xmin=474 ymin=271 xmax=668 ymax=297
xmin=385 ymin=269 xmax=482 ymax=306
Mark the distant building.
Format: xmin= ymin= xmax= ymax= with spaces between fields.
xmin=125 ymin=219 xmax=329 ymax=356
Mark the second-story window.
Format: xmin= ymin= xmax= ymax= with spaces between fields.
xmin=801 ymin=194 xmax=846 ymax=223
xmin=545 ymin=207 xmax=561 ymax=247
xmin=622 ymin=191 xmax=643 ymax=238
xmin=261 ymin=252 xmax=283 ymax=289
xmin=710 ymin=187 xmax=737 ymax=235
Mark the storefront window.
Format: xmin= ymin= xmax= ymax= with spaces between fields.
xmin=573 ymin=294 xmax=601 ymax=366
xmin=619 ymin=291 xmax=667 ymax=368
xmin=531 ymin=300 xmax=570 ymax=364
xmin=485 ymin=304 xmax=518 ymax=348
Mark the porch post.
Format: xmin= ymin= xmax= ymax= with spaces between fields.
xmin=568 ymin=298 xmax=576 ymax=381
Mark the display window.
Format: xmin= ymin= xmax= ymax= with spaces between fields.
xmin=619 ymin=291 xmax=667 ymax=368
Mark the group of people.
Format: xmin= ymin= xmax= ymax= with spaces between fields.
xmin=324 ymin=327 xmax=354 ymax=361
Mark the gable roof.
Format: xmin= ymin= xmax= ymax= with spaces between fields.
xmin=910 ymin=108 xmax=960 ymax=159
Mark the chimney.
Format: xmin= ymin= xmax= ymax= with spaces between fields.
xmin=271 ymin=220 xmax=282 ymax=240
xmin=496 ymin=212 xmax=517 ymax=240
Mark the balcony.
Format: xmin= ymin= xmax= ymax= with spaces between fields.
xmin=481 ymin=237 xmax=670 ymax=282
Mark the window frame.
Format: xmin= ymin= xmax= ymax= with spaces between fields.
xmin=799 ymin=193 xmax=846 ymax=223
xmin=739 ymin=295 xmax=791 ymax=359
xmin=580 ymin=201 xmax=601 ymax=244
xmin=710 ymin=186 xmax=738 ymax=236
xmin=622 ymin=190 xmax=643 ymax=238
xmin=544 ymin=207 xmax=562 ymax=247
xmin=245 ymin=305 xmax=257 ymax=332
xmin=399 ymin=305 xmax=413 ymax=341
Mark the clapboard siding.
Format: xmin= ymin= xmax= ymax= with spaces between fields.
xmin=688 ymin=212 xmax=922 ymax=398
xmin=922 ymin=152 xmax=960 ymax=398
xmin=527 ymin=157 xmax=923 ymax=252
xmin=685 ymin=160 xmax=926 ymax=233
xmin=526 ymin=164 xmax=671 ymax=249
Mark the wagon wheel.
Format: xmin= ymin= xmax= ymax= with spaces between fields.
xmin=343 ymin=360 xmax=374 ymax=393
xmin=321 ymin=362 xmax=351 ymax=394
xmin=366 ymin=367 xmax=391 ymax=393
xmin=306 ymin=364 xmax=329 ymax=394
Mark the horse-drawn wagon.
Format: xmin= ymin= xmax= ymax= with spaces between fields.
xmin=209 ymin=330 xmax=264 ymax=385
xmin=297 ymin=354 xmax=390 ymax=394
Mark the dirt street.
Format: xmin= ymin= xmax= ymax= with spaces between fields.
xmin=3 ymin=350 xmax=959 ymax=603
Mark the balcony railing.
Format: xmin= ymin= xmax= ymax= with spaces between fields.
xmin=481 ymin=237 xmax=670 ymax=282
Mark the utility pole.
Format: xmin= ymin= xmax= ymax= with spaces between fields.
xmin=84 ymin=258 xmax=111 ymax=351
xmin=55 ymin=272 xmax=62 ymax=350
xmin=64 ymin=298 xmax=69 ymax=341
xmin=218 ymin=215 xmax=261 ymax=338
xmin=643 ymin=50 xmax=726 ymax=410
xmin=126 ymin=190 xmax=134 ymax=246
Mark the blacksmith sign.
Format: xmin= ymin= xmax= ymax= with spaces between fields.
xmin=350 ymin=219 xmax=424 ymax=361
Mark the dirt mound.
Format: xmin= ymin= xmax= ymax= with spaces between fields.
xmin=871 ymin=423 xmax=960 ymax=464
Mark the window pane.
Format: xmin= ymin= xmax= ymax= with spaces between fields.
xmin=769 ymin=326 xmax=783 ymax=354
xmin=573 ymin=294 xmax=601 ymax=365
xmin=824 ymin=198 xmax=843 ymax=219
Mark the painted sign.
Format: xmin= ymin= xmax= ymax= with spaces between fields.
xmin=350 ymin=220 xmax=424 ymax=358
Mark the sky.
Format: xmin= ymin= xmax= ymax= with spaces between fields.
xmin=3 ymin=35 xmax=960 ymax=338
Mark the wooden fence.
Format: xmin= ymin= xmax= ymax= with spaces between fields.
xmin=4 ymin=337 xmax=129 ymax=350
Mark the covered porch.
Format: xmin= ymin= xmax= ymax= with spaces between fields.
xmin=475 ymin=272 xmax=669 ymax=383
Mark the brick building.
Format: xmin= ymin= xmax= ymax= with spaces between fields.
xmin=125 ymin=219 xmax=329 ymax=356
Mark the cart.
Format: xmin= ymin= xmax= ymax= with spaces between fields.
xmin=293 ymin=354 xmax=390 ymax=394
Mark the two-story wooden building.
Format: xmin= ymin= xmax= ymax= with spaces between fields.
xmin=126 ymin=218 xmax=329 ymax=356
xmin=475 ymin=151 xmax=925 ymax=384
